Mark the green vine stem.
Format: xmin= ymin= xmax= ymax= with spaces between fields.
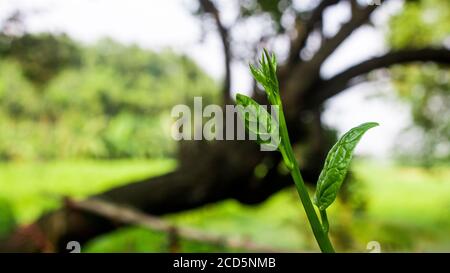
xmin=277 ymin=105 xmax=335 ymax=253
xmin=320 ymin=210 xmax=329 ymax=234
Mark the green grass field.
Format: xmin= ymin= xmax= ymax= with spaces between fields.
xmin=0 ymin=159 xmax=449 ymax=252
xmin=0 ymin=159 xmax=176 ymax=223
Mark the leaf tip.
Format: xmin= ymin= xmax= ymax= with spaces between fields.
xmin=235 ymin=93 xmax=246 ymax=104
xmin=361 ymin=122 xmax=380 ymax=129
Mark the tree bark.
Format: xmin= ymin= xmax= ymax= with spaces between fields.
xmin=198 ymin=0 xmax=231 ymax=103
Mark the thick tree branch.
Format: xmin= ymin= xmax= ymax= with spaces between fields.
xmin=308 ymin=48 xmax=450 ymax=106
xmin=283 ymin=2 xmax=382 ymax=114
xmin=306 ymin=3 xmax=380 ymax=70
xmin=286 ymin=0 xmax=340 ymax=67
xmin=199 ymin=0 xmax=231 ymax=103
xmin=0 ymin=137 xmax=326 ymax=253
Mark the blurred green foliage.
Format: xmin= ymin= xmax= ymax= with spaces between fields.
xmin=0 ymin=33 xmax=81 ymax=86
xmin=238 ymin=0 xmax=294 ymax=33
xmin=388 ymin=0 xmax=449 ymax=49
xmin=0 ymin=198 xmax=16 ymax=239
xmin=0 ymin=35 xmax=218 ymax=160
xmin=387 ymin=0 xmax=450 ymax=164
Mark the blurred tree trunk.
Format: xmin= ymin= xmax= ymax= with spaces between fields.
xmin=1 ymin=0 xmax=449 ymax=252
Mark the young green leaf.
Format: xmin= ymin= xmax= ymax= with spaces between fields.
xmin=313 ymin=122 xmax=379 ymax=211
xmin=249 ymin=49 xmax=279 ymax=104
xmin=235 ymin=93 xmax=280 ymax=149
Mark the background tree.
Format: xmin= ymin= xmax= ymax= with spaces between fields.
xmin=0 ymin=0 xmax=449 ymax=252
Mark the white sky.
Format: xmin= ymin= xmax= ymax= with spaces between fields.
xmin=0 ymin=0 xmax=412 ymax=158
